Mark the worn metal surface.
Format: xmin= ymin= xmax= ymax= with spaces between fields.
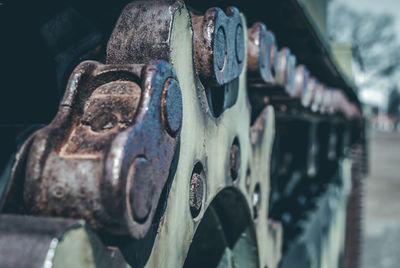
xmin=191 ymin=7 xmax=244 ymax=87
xmin=275 ymin=48 xmax=296 ymax=95
xmin=247 ymin=22 xmax=277 ymax=84
xmin=293 ymin=65 xmax=309 ymax=99
xmin=0 ymin=1 xmax=366 ymax=268
xmin=245 ymin=24 xmax=361 ymax=126
xmin=13 ymin=60 xmax=182 ymax=240
xmin=107 ymin=2 xmax=282 ymax=267
xmin=106 ymin=0 xmax=180 ymax=65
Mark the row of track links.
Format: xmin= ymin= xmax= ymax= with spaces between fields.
xmin=5 ymin=1 xmax=277 ymax=267
xmin=107 ymin=2 xmax=282 ymax=267
xmin=246 ymin=22 xmax=361 ymax=120
xmin=3 ymin=1 xmax=363 ymax=268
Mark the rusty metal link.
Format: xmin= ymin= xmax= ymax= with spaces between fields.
xmin=293 ymin=65 xmax=309 ymax=99
xmin=320 ymin=88 xmax=334 ymax=115
xmin=331 ymin=90 xmax=346 ymax=115
xmin=247 ymin=22 xmax=277 ymax=84
xmin=0 ymin=1 xmax=366 ymax=267
xmin=311 ymin=83 xmax=325 ymax=113
xmin=106 ymin=0 xmax=183 ymax=65
xmin=17 ymin=60 xmax=182 ymax=239
xmin=275 ymin=48 xmax=297 ymax=95
xmin=105 ymin=2 xmax=282 ymax=267
xmin=190 ymin=6 xmax=245 ymax=87
xmin=107 ymin=0 xmax=245 ymax=118
xmin=245 ymin=22 xmax=361 ymax=121
xmin=301 ymin=76 xmax=318 ymax=108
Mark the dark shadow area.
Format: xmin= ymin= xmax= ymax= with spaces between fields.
xmin=183 ymin=188 xmax=259 ymax=268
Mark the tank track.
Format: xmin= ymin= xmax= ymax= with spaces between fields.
xmin=0 ymin=1 xmax=366 ymax=267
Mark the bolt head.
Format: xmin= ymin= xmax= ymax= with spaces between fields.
xmin=189 ymin=172 xmax=204 ymax=217
xmin=235 ymin=24 xmax=244 ymax=63
xmin=162 ymin=78 xmax=182 ymax=136
xmin=260 ymin=32 xmax=268 ymax=69
xmin=230 ymin=143 xmax=241 ymax=181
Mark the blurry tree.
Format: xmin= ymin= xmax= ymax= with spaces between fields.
xmin=327 ymin=1 xmax=400 ymax=94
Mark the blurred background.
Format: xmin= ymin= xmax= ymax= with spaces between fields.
xmin=324 ymin=0 xmax=400 ymax=267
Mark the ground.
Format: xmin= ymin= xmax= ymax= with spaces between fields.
xmin=362 ymin=130 xmax=400 ymax=268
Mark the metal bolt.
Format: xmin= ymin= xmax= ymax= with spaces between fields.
xmin=235 ymin=24 xmax=244 ymax=63
xmin=286 ymin=55 xmax=296 ymax=94
xmin=215 ymin=26 xmax=227 ymax=70
xmin=230 ymin=142 xmax=241 ymax=181
xmin=189 ymin=172 xmax=204 ymax=217
xmin=162 ymin=77 xmax=183 ymax=136
xmin=260 ymin=32 xmax=268 ymax=69
xmin=267 ymin=31 xmax=277 ymax=71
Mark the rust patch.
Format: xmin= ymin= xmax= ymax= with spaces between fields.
xmin=19 ymin=60 xmax=183 ymax=240
xmin=247 ymin=22 xmax=276 ymax=84
xmin=191 ymin=7 xmax=244 ymax=87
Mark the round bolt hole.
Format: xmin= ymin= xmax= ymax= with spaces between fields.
xmin=252 ymin=183 xmax=261 ymax=219
xmin=162 ymin=77 xmax=182 ymax=136
xmin=189 ymin=162 xmax=204 ymax=218
xmin=229 ymin=138 xmax=241 ymax=182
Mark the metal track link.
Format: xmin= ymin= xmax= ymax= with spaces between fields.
xmin=0 ymin=1 xmax=365 ymax=267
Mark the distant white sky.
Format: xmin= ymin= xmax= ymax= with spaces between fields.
xmin=335 ymin=0 xmax=400 ymax=38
